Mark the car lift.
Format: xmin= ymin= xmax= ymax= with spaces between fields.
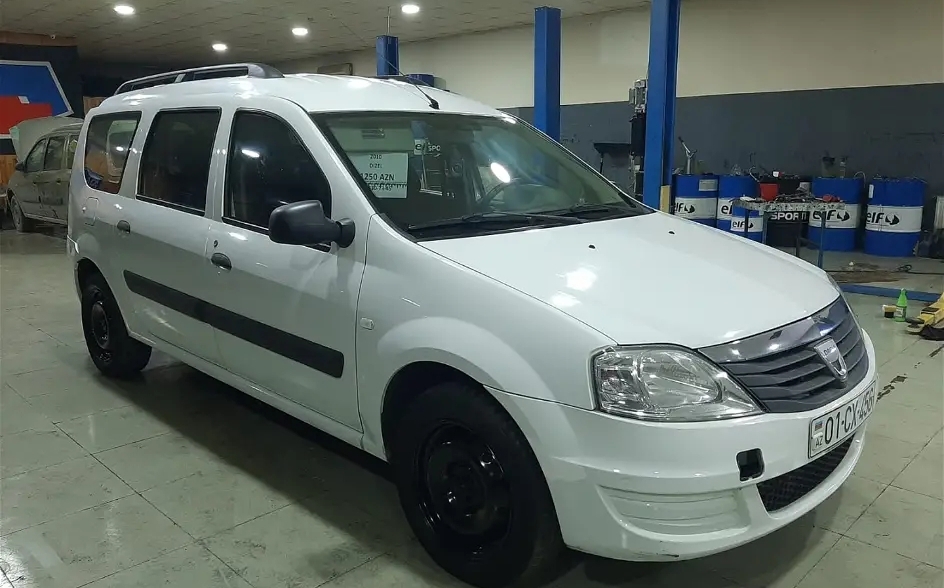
xmin=375 ymin=1 xmax=682 ymax=212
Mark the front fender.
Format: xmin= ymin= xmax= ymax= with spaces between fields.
xmin=379 ymin=316 xmax=553 ymax=394
xmin=358 ymin=315 xmax=593 ymax=459
xmin=355 ymin=216 xmax=614 ymax=459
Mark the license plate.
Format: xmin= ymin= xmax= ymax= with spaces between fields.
xmin=808 ymin=383 xmax=876 ymax=458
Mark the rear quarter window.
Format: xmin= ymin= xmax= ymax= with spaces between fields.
xmin=84 ymin=113 xmax=142 ymax=194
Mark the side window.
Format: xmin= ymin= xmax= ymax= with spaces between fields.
xmin=24 ymin=139 xmax=47 ymax=173
xmin=85 ymin=113 xmax=142 ymax=194
xmin=65 ymin=135 xmax=79 ymax=169
xmin=225 ymin=111 xmax=331 ymax=229
xmin=139 ymin=109 xmax=221 ymax=213
xmin=44 ymin=136 xmax=65 ymax=170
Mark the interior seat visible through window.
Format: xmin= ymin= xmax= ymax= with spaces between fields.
xmin=44 ymin=136 xmax=65 ymax=170
xmin=139 ymin=109 xmax=221 ymax=212
xmin=225 ymin=111 xmax=331 ymax=230
xmin=83 ymin=114 xmax=141 ymax=194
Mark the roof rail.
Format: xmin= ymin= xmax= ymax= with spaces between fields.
xmin=114 ymin=63 xmax=283 ymax=95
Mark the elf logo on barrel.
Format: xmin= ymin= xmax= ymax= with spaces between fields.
xmin=865 ymin=205 xmax=922 ymax=233
xmin=730 ymin=217 xmax=763 ymax=232
xmin=811 ymin=209 xmax=857 ymax=229
xmin=717 ymin=199 xmax=736 ymax=219
xmin=866 ymin=211 xmax=900 ymax=226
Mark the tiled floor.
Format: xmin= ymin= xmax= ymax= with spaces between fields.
xmin=1 ymin=228 xmax=942 ymax=588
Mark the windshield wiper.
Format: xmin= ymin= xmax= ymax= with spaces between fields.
xmin=545 ymin=202 xmax=637 ymax=218
xmin=407 ymin=211 xmax=584 ymax=232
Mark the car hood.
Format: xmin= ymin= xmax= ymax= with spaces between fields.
xmin=10 ymin=116 xmax=83 ymax=160
xmin=420 ymin=213 xmax=840 ymax=349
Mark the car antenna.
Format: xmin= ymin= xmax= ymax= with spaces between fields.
xmin=320 ymin=13 xmax=440 ymax=110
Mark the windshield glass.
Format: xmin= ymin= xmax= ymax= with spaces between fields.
xmin=315 ymin=112 xmax=650 ymax=237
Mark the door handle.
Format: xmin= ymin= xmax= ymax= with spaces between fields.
xmin=211 ymin=252 xmax=232 ymax=270
xmin=116 ymin=220 xmax=131 ymax=233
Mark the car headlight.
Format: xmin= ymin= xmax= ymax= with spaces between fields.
xmin=592 ymin=346 xmax=762 ymax=422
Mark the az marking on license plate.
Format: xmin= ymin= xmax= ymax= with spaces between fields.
xmin=808 ymin=383 xmax=876 ymax=458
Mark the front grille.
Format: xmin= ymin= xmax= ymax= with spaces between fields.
xmin=756 ymin=438 xmax=853 ymax=512
xmin=700 ymin=298 xmax=869 ymax=413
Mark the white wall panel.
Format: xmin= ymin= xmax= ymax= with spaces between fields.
xmin=279 ymin=0 xmax=944 ymax=109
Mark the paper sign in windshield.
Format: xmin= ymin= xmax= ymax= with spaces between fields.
xmin=350 ymin=152 xmax=409 ymax=198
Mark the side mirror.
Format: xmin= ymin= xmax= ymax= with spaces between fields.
xmin=268 ymin=200 xmax=355 ymax=248
xmin=14 ymin=162 xmax=24 ymax=172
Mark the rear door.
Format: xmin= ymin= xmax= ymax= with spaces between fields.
xmin=118 ymin=107 xmax=224 ymax=363
xmin=76 ymin=112 xmax=143 ymax=324
xmin=39 ymin=134 xmax=68 ymax=220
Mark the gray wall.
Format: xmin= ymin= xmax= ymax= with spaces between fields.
xmin=510 ymin=83 xmax=944 ymax=200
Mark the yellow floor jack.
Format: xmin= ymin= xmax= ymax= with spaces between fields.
xmin=906 ymin=292 xmax=944 ymax=340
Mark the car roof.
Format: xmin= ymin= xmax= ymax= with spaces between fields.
xmin=47 ymin=123 xmax=84 ymax=135
xmin=93 ymin=74 xmax=506 ymax=119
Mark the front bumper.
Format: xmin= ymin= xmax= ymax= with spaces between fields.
xmin=492 ymin=329 xmax=876 ymax=562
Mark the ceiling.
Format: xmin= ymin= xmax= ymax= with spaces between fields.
xmin=1 ymin=0 xmax=646 ymax=66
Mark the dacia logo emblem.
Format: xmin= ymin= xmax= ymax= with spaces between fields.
xmin=813 ymin=338 xmax=848 ymax=382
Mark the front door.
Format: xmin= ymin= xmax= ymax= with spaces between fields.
xmin=38 ymin=135 xmax=68 ymax=221
xmin=117 ymin=107 xmax=224 ymax=363
xmin=12 ymin=138 xmax=48 ymax=218
xmin=203 ymin=100 xmax=367 ymax=431
xmin=48 ymin=134 xmax=79 ymax=221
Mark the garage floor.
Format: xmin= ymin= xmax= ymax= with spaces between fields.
xmin=1 ymin=229 xmax=942 ymax=588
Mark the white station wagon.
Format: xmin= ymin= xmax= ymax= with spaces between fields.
xmin=68 ymin=64 xmax=877 ymax=588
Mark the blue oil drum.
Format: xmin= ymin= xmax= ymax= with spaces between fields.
xmin=864 ymin=179 xmax=926 ymax=257
xmin=672 ymin=174 xmax=718 ymax=226
xmin=717 ymin=175 xmax=763 ymax=241
xmin=808 ymin=178 xmax=864 ymax=251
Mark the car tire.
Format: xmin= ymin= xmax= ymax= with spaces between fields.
xmin=9 ymin=193 xmax=33 ymax=233
xmin=81 ymin=271 xmax=152 ymax=378
xmin=390 ymin=381 xmax=565 ymax=588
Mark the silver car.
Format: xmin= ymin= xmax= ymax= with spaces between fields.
xmin=7 ymin=119 xmax=83 ymax=232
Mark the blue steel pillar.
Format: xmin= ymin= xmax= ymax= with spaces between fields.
xmin=533 ymin=7 xmax=562 ymax=141
xmin=642 ymin=0 xmax=681 ymax=209
xmin=376 ymin=35 xmax=399 ymax=76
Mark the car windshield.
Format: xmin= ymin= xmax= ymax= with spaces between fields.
xmin=315 ymin=112 xmax=650 ymax=237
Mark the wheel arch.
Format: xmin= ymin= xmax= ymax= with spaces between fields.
xmin=362 ymin=316 xmax=568 ymax=462
xmin=380 ymin=360 xmax=481 ymax=460
xmin=76 ymin=257 xmax=103 ymax=288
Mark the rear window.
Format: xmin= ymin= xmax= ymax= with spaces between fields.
xmin=84 ymin=113 xmax=141 ymax=194
xmin=138 ymin=109 xmax=221 ymax=213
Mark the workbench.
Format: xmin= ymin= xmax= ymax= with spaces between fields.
xmin=732 ymin=199 xmax=847 ymax=268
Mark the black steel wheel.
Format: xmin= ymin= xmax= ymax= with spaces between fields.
xmin=391 ymin=381 xmax=564 ymax=588
xmin=417 ymin=422 xmax=512 ymax=552
xmin=81 ymin=271 xmax=151 ymax=378
xmin=9 ymin=194 xmax=33 ymax=233
xmin=87 ymin=287 xmax=114 ymax=365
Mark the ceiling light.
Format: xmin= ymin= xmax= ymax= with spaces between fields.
xmin=401 ymin=3 xmax=420 ymax=14
xmin=212 ymin=43 xmax=228 ymax=52
xmin=292 ymin=26 xmax=308 ymax=37
xmin=113 ymin=4 xmax=135 ymax=15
